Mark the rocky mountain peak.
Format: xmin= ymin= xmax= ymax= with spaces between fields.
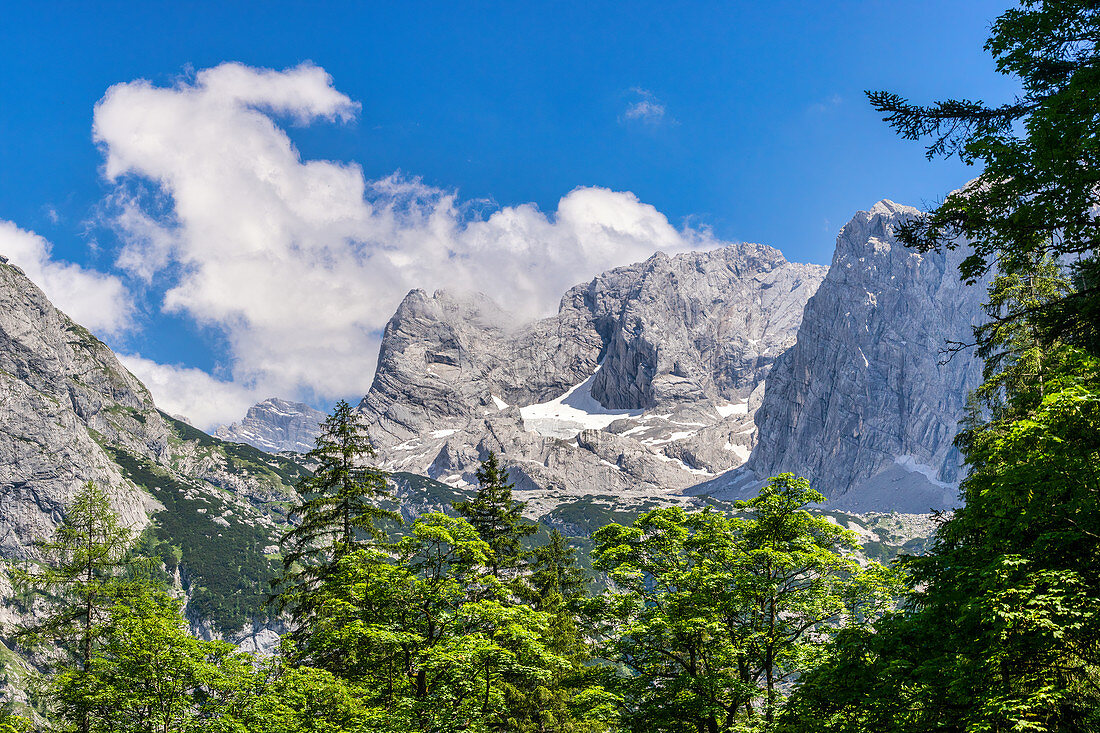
xmin=353 ymin=242 xmax=827 ymax=512
xmin=0 ymin=259 xmax=164 ymax=557
xmin=215 ymin=398 xmax=328 ymax=453
xmin=698 ymin=201 xmax=985 ymax=513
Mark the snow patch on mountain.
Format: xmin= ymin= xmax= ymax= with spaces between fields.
xmin=520 ymin=366 xmax=644 ymax=439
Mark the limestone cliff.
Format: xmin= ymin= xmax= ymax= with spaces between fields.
xmin=698 ymin=201 xmax=985 ymax=512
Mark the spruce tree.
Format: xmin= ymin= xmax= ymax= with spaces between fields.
xmin=530 ymin=529 xmax=587 ymax=607
xmin=15 ymin=481 xmax=133 ymax=670
xmin=273 ymin=400 xmax=397 ymax=623
xmin=453 ymin=451 xmax=535 ymax=578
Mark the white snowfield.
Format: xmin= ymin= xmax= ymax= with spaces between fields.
xmin=715 ymin=401 xmax=748 ymax=418
xmin=893 ymin=454 xmax=955 ymax=490
xmin=723 ymin=442 xmax=751 ymax=462
xmin=519 ymin=366 xmax=643 ymax=439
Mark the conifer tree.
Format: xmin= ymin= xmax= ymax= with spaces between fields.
xmin=13 ymin=481 xmax=134 ymax=733
xmin=453 ymin=451 xmax=535 ymax=578
xmin=530 ymin=529 xmax=587 ymax=608
xmin=273 ymin=400 xmax=397 ymax=623
xmin=15 ymin=481 xmax=133 ymax=668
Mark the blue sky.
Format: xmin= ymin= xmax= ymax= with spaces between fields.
xmin=0 ymin=1 xmax=1019 ymax=427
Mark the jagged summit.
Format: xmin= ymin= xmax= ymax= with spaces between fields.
xmin=0 ymin=254 xmax=312 ymax=648
xmin=354 ymin=241 xmax=828 ymax=514
xmin=696 ymin=201 xmax=984 ymax=512
xmin=215 ymin=398 xmax=328 ymax=453
xmin=867 ymin=198 xmax=919 ymax=218
xmin=217 ymin=200 xmax=986 ymax=516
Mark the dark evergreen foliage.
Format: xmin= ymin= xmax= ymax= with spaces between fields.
xmin=530 ymin=529 xmax=588 ymax=607
xmin=272 ymin=400 xmax=398 ymax=626
xmin=453 ymin=451 xmax=536 ymax=578
xmin=106 ymin=446 xmax=279 ymax=632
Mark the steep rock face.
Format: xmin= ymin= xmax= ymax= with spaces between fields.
xmin=359 ymin=288 xmax=599 ymax=444
xmin=357 ymin=243 xmax=828 ymax=511
xmin=0 ymin=256 xmax=161 ymax=558
xmin=0 ymin=255 xmax=305 ymax=648
xmin=580 ymin=245 xmax=824 ymax=409
xmin=215 ymin=398 xmax=327 ymax=453
xmin=701 ymin=201 xmax=985 ymax=512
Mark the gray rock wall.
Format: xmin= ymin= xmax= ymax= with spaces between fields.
xmin=713 ymin=200 xmax=986 ymax=512
xmin=0 ymin=258 xmax=162 ymax=558
xmin=355 ymin=243 xmax=827 ymax=510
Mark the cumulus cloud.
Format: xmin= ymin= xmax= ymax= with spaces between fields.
xmin=0 ymin=219 xmax=132 ymax=335
xmin=118 ymin=353 xmax=262 ymax=430
xmin=621 ymin=88 xmax=672 ymax=125
xmin=92 ymin=62 xmax=713 ymax=427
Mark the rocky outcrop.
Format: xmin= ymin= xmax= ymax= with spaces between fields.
xmin=0 ymin=254 xmax=304 ymax=650
xmin=215 ymin=398 xmax=327 ymax=453
xmin=0 ymin=256 xmax=161 ymax=558
xmin=697 ymin=201 xmax=985 ymax=512
xmin=578 ymin=245 xmax=823 ymax=410
xmin=357 ymin=243 xmax=828 ymax=511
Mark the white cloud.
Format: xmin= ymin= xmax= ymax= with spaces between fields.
xmin=93 ymin=62 xmax=715 ymax=427
xmin=118 ymin=354 xmax=261 ymax=430
xmin=0 ymin=219 xmax=133 ymax=335
xmin=621 ymin=88 xmax=672 ymax=125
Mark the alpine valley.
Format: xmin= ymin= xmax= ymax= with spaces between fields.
xmin=0 ymin=199 xmax=982 ymax=674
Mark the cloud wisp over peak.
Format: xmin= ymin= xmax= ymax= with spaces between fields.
xmin=64 ymin=62 xmax=719 ymax=428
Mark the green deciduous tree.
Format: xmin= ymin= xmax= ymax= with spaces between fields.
xmin=454 ymin=452 xmax=535 ymax=579
xmin=51 ymin=585 xmax=250 ymax=733
xmin=295 ymin=511 xmax=611 ymax=732
xmin=0 ymin=703 xmax=31 ymax=733
xmin=239 ymin=655 xmax=375 ymax=733
xmin=780 ymin=3 xmax=1100 ymax=730
xmin=590 ymin=477 xmax=897 ymax=733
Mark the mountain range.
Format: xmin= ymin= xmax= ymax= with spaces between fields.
xmin=0 ymin=198 xmax=984 ymax=650
xmin=222 ymin=200 xmax=985 ymax=515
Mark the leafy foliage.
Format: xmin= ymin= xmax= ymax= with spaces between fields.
xmin=52 ymin=585 xmax=251 ymax=733
xmin=291 ymin=512 xmax=613 ymax=732
xmin=589 ymin=476 xmax=899 ymax=732
xmin=868 ymin=0 xmax=1100 ymax=354
xmin=8 ymin=466 xmax=923 ymax=732
xmin=780 ymin=2 xmax=1100 ymax=730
